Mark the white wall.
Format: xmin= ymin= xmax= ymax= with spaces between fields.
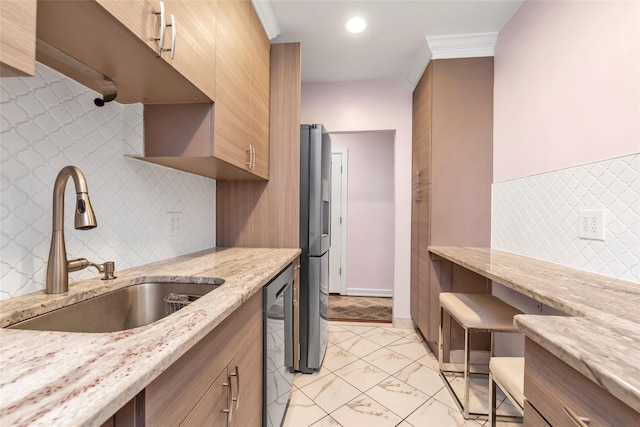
xmin=491 ymin=0 xmax=640 ymax=355
xmin=331 ymin=131 xmax=395 ymax=296
xmin=302 ymin=79 xmax=413 ymax=320
xmin=494 ymin=0 xmax=639 ymax=182
xmin=0 ymin=63 xmax=217 ymax=299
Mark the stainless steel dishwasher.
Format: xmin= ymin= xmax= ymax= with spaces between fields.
xmin=263 ymin=263 xmax=294 ymax=427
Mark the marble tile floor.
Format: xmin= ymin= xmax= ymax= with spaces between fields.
xmin=283 ymin=322 xmax=523 ymax=427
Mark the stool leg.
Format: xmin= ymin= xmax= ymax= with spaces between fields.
xmin=489 ymin=373 xmax=497 ymax=427
xmin=464 ymin=326 xmax=471 ymax=419
xmin=438 ymin=304 xmax=444 ymax=372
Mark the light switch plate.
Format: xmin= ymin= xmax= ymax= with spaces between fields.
xmin=578 ymin=209 xmax=605 ymax=241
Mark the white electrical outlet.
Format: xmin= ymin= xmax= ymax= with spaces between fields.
xmin=578 ymin=209 xmax=605 ymax=241
xmin=166 ymin=212 xmax=183 ymax=236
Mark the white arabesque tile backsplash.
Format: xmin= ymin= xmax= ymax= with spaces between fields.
xmin=492 ymin=154 xmax=640 ymax=282
xmin=0 ymin=63 xmax=216 ymax=299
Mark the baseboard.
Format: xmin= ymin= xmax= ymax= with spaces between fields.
xmin=392 ymin=317 xmax=414 ymax=329
xmin=346 ymin=288 xmax=393 ymax=298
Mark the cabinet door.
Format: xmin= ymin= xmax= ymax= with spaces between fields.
xmin=416 ymin=185 xmax=430 ymax=338
xmin=228 ymin=326 xmax=263 ymax=427
xmin=96 ymin=0 xmax=160 ymax=53
xmin=181 ymin=369 xmax=230 ymax=427
xmin=163 ymin=0 xmax=217 ymax=100
xmin=0 ymin=0 xmax=36 ymax=77
xmin=412 ymin=62 xmax=432 ymax=184
xmin=410 ymin=188 xmax=419 ymax=322
xmin=213 ymin=0 xmax=253 ymax=172
xmin=248 ymin=4 xmax=271 ymax=179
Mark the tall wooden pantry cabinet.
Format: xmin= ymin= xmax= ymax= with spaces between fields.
xmin=410 ymin=58 xmax=494 ymax=352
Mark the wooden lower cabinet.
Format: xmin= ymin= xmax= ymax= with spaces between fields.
xmin=145 ymin=290 xmax=262 ymax=426
xmin=524 ymin=338 xmax=640 ymax=427
xmin=182 ymin=326 xmax=262 ymax=427
xmin=181 ymin=369 xmax=229 ymax=427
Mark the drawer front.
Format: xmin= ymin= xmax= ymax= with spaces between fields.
xmin=146 ymin=291 xmax=262 ymax=426
xmin=524 ymin=338 xmax=640 ymax=427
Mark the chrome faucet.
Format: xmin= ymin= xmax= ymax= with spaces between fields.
xmin=46 ymin=166 xmax=115 ymax=294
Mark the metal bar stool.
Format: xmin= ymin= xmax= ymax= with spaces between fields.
xmin=489 ymin=357 xmax=524 ymax=426
xmin=438 ymin=293 xmax=522 ymax=419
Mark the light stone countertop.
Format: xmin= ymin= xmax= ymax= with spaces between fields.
xmin=0 ymin=247 xmax=300 ymax=427
xmin=428 ymin=246 xmax=640 ymax=414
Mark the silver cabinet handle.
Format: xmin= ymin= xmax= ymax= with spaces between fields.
xmin=230 ymin=366 xmax=240 ymax=410
xmin=222 ymin=380 xmax=231 ymax=423
xmin=563 ymin=406 xmax=590 ymax=426
xmin=168 ymin=14 xmax=176 ymax=59
xmin=152 ymin=1 xmax=166 ymax=52
xmin=227 ymin=373 xmax=235 ymax=424
xmin=161 ymin=14 xmax=176 ymax=59
xmin=246 ymin=145 xmax=255 ymax=170
xmin=251 ymin=145 xmax=256 ymax=170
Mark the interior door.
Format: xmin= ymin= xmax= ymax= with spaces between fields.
xmin=329 ymin=152 xmax=344 ymax=294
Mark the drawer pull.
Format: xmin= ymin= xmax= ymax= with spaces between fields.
xmin=563 ymin=406 xmax=590 ymax=426
xmin=152 ymin=1 xmax=166 ymax=52
xmin=230 ymin=366 xmax=240 ymax=410
xmin=222 ymin=380 xmax=232 ymax=423
xmin=160 ymin=14 xmax=176 ymax=59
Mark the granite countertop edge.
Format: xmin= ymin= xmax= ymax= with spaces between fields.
xmin=428 ymin=246 xmax=640 ymax=414
xmin=0 ymin=247 xmax=301 ymax=427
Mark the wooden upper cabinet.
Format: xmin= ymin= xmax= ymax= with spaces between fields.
xmin=163 ymin=0 xmax=216 ymax=101
xmin=213 ymin=0 xmax=252 ymax=172
xmin=249 ymin=4 xmax=271 ymax=179
xmin=213 ymin=0 xmax=270 ymax=179
xmin=36 ymin=0 xmax=213 ymax=104
xmin=94 ymin=0 xmax=160 ymax=52
xmin=0 ymin=0 xmax=37 ymax=77
xmin=97 ymin=0 xmax=216 ymax=101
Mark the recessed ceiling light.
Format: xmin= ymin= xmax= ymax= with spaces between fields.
xmin=346 ymin=16 xmax=366 ymax=33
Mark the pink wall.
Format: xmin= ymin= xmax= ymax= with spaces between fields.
xmin=302 ymin=79 xmax=413 ymax=319
xmin=331 ymin=131 xmax=395 ymax=294
xmin=494 ymin=0 xmax=640 ymax=182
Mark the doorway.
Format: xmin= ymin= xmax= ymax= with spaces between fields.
xmin=327 ymin=130 xmax=395 ymax=323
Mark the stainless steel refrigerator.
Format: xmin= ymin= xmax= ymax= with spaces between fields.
xmin=298 ymin=124 xmax=331 ymax=373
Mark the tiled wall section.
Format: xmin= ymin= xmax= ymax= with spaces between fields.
xmin=0 ymin=63 xmax=216 ymax=299
xmin=492 ymin=154 xmax=639 ymax=282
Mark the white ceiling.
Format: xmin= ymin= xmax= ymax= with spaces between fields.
xmin=264 ymin=0 xmax=524 ymax=84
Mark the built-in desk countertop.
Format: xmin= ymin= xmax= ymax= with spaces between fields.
xmin=428 ymin=246 xmax=640 ymax=413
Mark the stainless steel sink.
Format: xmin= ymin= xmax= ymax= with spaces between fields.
xmin=8 ymin=280 xmax=224 ymax=333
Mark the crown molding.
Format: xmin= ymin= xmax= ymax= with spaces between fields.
xmin=407 ymin=32 xmax=498 ymax=88
xmin=426 ymin=32 xmax=498 ymax=60
xmin=251 ymin=0 xmax=281 ymax=40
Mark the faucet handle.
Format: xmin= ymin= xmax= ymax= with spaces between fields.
xmin=67 ymin=258 xmax=116 ymax=280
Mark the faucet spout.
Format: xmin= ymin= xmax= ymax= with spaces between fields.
xmin=46 ymin=166 xmax=97 ymax=294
